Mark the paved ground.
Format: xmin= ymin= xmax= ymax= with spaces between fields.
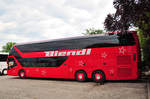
xmin=148 ymin=79 xmax=150 ymax=99
xmin=0 ymin=76 xmax=147 ymax=99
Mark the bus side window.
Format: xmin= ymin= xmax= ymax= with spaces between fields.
xmin=0 ymin=54 xmax=8 ymax=62
xmin=18 ymin=57 xmax=67 ymax=67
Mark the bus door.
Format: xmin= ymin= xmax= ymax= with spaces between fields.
xmin=48 ymin=64 xmax=70 ymax=78
xmin=7 ymin=56 xmax=18 ymax=75
xmin=41 ymin=56 xmax=70 ymax=78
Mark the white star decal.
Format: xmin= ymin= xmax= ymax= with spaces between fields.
xmin=36 ymin=68 xmax=39 ymax=72
xmin=79 ymin=61 xmax=84 ymax=66
xmin=69 ymin=68 xmax=73 ymax=72
xmin=101 ymin=52 xmax=107 ymax=58
xmin=41 ymin=70 xmax=46 ymax=75
xmin=119 ymin=47 xmax=126 ymax=54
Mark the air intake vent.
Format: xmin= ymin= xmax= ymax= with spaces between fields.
xmin=117 ymin=68 xmax=132 ymax=77
xmin=117 ymin=55 xmax=131 ymax=65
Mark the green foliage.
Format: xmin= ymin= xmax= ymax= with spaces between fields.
xmin=83 ymin=28 xmax=104 ymax=35
xmin=137 ymin=29 xmax=150 ymax=69
xmin=104 ymin=0 xmax=150 ymax=37
xmin=137 ymin=29 xmax=146 ymax=48
xmin=142 ymin=37 xmax=150 ymax=66
xmin=2 ymin=42 xmax=16 ymax=52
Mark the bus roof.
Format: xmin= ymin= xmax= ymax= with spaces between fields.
xmin=15 ymin=33 xmax=108 ymax=46
xmin=11 ymin=31 xmax=136 ymax=53
xmin=15 ymin=31 xmax=136 ymax=46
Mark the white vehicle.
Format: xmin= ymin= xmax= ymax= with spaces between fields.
xmin=0 ymin=52 xmax=8 ymax=75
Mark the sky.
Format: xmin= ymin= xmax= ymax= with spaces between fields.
xmin=0 ymin=0 xmax=116 ymax=50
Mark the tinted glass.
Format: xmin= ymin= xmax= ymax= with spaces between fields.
xmin=9 ymin=48 xmax=16 ymax=56
xmin=0 ymin=54 xmax=8 ymax=62
xmin=117 ymin=32 xmax=135 ymax=45
xmin=16 ymin=35 xmax=119 ymax=52
xmin=16 ymin=32 xmax=135 ymax=53
xmin=17 ymin=57 xmax=68 ymax=67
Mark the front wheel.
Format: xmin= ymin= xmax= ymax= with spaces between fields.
xmin=75 ymin=71 xmax=87 ymax=82
xmin=19 ymin=70 xmax=26 ymax=79
xmin=92 ymin=71 xmax=105 ymax=83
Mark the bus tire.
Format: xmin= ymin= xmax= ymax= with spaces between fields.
xmin=19 ymin=70 xmax=26 ymax=79
xmin=92 ymin=70 xmax=105 ymax=83
xmin=75 ymin=71 xmax=87 ymax=82
xmin=2 ymin=69 xmax=7 ymax=75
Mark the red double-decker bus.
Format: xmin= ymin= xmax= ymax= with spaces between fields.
xmin=7 ymin=31 xmax=141 ymax=83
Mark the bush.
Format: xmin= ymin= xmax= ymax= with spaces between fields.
xmin=142 ymin=37 xmax=150 ymax=68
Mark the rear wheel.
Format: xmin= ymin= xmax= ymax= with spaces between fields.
xmin=75 ymin=71 xmax=87 ymax=82
xmin=19 ymin=70 xmax=26 ymax=79
xmin=92 ymin=71 xmax=105 ymax=83
xmin=2 ymin=69 xmax=7 ymax=75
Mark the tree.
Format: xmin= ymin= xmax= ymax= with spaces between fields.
xmin=104 ymin=0 xmax=150 ymax=69
xmin=83 ymin=28 xmax=104 ymax=35
xmin=2 ymin=42 xmax=16 ymax=52
xmin=104 ymin=0 xmax=150 ymax=37
xmin=142 ymin=37 xmax=150 ymax=67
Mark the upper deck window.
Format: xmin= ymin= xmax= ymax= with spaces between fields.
xmin=15 ymin=32 xmax=135 ymax=53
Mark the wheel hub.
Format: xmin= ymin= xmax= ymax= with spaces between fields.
xmin=21 ymin=73 xmax=24 ymax=77
xmin=79 ymin=75 xmax=83 ymax=79
xmin=95 ymin=74 xmax=101 ymax=80
xmin=96 ymin=75 xmax=100 ymax=79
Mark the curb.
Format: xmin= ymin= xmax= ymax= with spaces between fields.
xmin=148 ymin=80 xmax=150 ymax=99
